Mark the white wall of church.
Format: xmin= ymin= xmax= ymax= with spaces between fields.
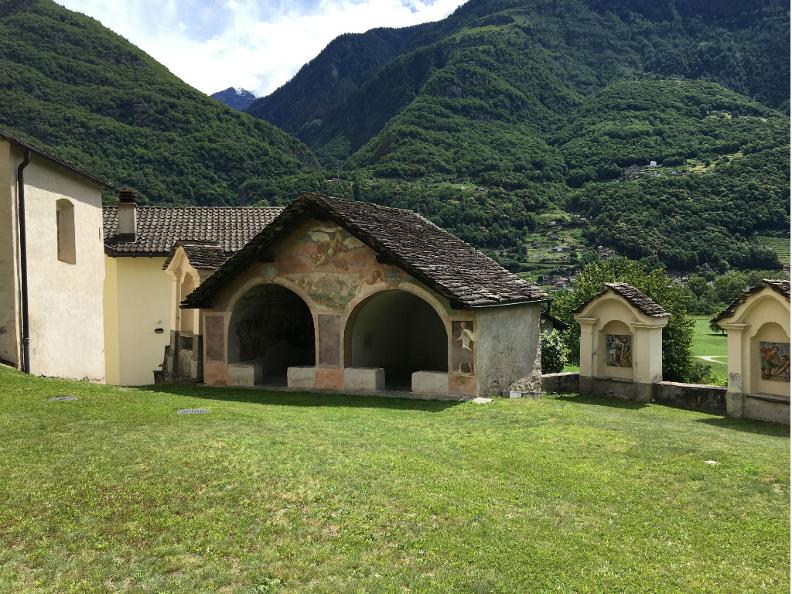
xmin=10 ymin=145 xmax=106 ymax=380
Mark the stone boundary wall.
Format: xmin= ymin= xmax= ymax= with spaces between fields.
xmin=541 ymin=372 xmax=580 ymax=394
xmin=653 ymin=381 xmax=726 ymax=415
xmin=541 ymin=372 xmax=727 ymax=416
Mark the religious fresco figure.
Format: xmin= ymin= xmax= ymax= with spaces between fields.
xmin=760 ymin=342 xmax=791 ymax=382
xmin=453 ymin=321 xmax=476 ymax=376
xmin=606 ymin=334 xmax=632 ymax=367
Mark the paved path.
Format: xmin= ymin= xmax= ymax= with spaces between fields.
xmin=697 ymin=355 xmax=727 ymax=365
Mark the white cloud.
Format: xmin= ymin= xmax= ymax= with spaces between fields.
xmin=57 ymin=0 xmax=466 ymax=96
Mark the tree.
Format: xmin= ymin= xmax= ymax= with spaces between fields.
xmin=551 ymin=257 xmax=703 ymax=382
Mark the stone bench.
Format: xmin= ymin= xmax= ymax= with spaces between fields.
xmin=344 ymin=367 xmax=385 ymax=391
xmin=227 ymin=362 xmax=260 ymax=387
xmin=287 ymin=366 xmax=316 ymax=389
xmin=411 ymin=371 xmax=449 ymax=395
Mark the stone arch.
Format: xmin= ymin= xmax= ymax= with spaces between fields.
xmin=228 ymin=283 xmax=316 ymax=385
xmin=344 ymin=288 xmax=449 ymax=390
xmin=178 ymin=272 xmax=197 ymax=333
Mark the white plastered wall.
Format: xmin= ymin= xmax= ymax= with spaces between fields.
xmin=104 ymin=256 xmax=171 ymax=385
xmin=11 ymin=146 xmax=106 ymax=380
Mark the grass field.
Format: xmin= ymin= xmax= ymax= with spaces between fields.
xmin=691 ymin=315 xmax=728 ymax=385
xmin=0 ymin=366 xmax=788 ymax=592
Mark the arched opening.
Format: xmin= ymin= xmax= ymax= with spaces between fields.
xmin=56 ymin=199 xmax=76 ymax=264
xmin=228 ymin=284 xmax=315 ymax=385
xmin=345 ymin=290 xmax=448 ymax=390
xmin=179 ymin=274 xmax=196 ymax=333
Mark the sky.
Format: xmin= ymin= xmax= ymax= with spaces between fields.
xmin=57 ymin=0 xmax=466 ymax=97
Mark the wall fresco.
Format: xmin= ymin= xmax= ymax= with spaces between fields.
xmin=606 ymin=334 xmax=632 ymax=367
xmin=452 ymin=321 xmax=476 ymax=376
xmin=759 ymin=342 xmax=790 ymax=382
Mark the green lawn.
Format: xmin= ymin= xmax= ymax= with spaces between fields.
xmin=692 ymin=315 xmax=729 ymax=385
xmin=0 ymin=366 xmax=788 ymax=592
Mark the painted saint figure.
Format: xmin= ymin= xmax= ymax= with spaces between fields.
xmin=454 ymin=321 xmax=476 ymax=375
xmin=760 ymin=342 xmax=791 ymax=382
xmin=606 ymin=334 xmax=632 ymax=367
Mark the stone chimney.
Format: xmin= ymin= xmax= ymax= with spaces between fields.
xmin=117 ymin=188 xmax=137 ymax=240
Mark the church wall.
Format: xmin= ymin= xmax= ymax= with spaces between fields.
xmin=0 ymin=140 xmax=18 ymax=365
xmin=17 ymin=149 xmax=106 ymax=380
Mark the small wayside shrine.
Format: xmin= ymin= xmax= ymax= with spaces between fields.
xmin=573 ymin=282 xmax=669 ymax=401
xmin=182 ymin=193 xmax=548 ymax=399
xmin=714 ymin=279 xmax=790 ymax=424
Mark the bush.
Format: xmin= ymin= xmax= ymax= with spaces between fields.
xmin=541 ymin=330 xmax=569 ymax=373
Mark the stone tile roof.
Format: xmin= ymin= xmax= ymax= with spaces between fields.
xmin=573 ymin=282 xmax=669 ymax=317
xmin=0 ymin=129 xmax=112 ymax=187
xmin=184 ymin=193 xmax=547 ymax=309
xmin=162 ymin=241 xmax=229 ymax=271
xmin=103 ymin=205 xmax=284 ymax=256
xmin=712 ymin=279 xmax=790 ymax=323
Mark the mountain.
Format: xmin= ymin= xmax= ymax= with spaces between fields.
xmin=0 ymin=0 xmax=317 ymax=205
xmin=248 ymin=27 xmax=417 ymax=153
xmin=248 ymin=0 xmax=790 ymax=274
xmin=211 ymin=87 xmax=256 ymax=111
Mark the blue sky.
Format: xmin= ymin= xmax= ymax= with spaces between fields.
xmin=57 ymin=0 xmax=466 ymax=97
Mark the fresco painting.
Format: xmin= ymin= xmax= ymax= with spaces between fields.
xmin=452 ymin=321 xmax=476 ymax=376
xmin=759 ymin=342 xmax=791 ymax=382
xmin=606 ymin=334 xmax=632 ymax=367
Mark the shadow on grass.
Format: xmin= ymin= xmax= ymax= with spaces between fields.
xmin=695 ymin=416 xmax=790 ymax=437
xmin=551 ymin=393 xmax=649 ymax=410
xmin=139 ymin=384 xmax=461 ymax=413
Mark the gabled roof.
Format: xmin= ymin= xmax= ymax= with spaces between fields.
xmin=0 ymin=129 xmax=112 ymax=188
xmin=103 ymin=205 xmax=284 ymax=257
xmin=183 ymin=193 xmax=547 ymax=309
xmin=573 ymin=282 xmax=669 ymax=318
xmin=712 ymin=279 xmax=790 ymax=324
xmin=163 ymin=241 xmax=228 ymax=271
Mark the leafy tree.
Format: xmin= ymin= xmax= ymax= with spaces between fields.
xmin=551 ymin=257 xmax=702 ymax=382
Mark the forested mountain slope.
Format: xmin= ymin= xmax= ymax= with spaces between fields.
xmin=0 ymin=0 xmax=317 ymax=205
xmin=249 ymin=0 xmax=789 ymax=273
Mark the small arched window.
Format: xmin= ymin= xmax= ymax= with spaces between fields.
xmin=56 ymin=199 xmax=76 ymax=264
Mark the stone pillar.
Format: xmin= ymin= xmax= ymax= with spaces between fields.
xmin=577 ymin=317 xmax=597 ymax=394
xmin=721 ymin=322 xmax=750 ymax=418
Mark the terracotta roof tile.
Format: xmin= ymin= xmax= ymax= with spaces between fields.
xmin=103 ymin=205 xmax=283 ymax=256
xmin=184 ymin=193 xmax=547 ymax=308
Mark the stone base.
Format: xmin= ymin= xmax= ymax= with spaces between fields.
xmin=541 ymin=372 xmax=580 ymax=394
xmin=411 ymin=371 xmax=448 ymax=395
xmin=344 ymin=367 xmax=385 ymax=391
xmin=287 ymin=366 xmax=316 ymax=389
xmin=743 ymin=393 xmax=789 ymax=425
xmin=579 ymin=376 xmax=652 ymax=402
xmin=228 ymin=362 xmax=259 ymax=387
